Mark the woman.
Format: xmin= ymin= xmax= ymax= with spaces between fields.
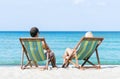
xmin=63 ymin=31 xmax=94 ymax=64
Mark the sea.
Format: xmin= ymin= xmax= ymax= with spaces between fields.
xmin=0 ymin=31 xmax=120 ymax=65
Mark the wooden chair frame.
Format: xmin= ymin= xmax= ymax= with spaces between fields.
xmin=19 ymin=37 xmax=49 ymax=70
xmin=62 ymin=37 xmax=104 ymax=69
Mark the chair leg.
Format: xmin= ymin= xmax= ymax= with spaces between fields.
xmin=32 ymin=61 xmax=38 ymax=67
xmin=45 ymin=53 xmax=49 ymax=70
xmin=24 ymin=61 xmax=32 ymax=68
xmin=62 ymin=63 xmax=65 ymax=68
xmin=62 ymin=61 xmax=71 ymax=68
xmin=81 ymin=57 xmax=90 ymax=67
xmin=87 ymin=60 xmax=98 ymax=68
xmin=81 ymin=56 xmax=100 ymax=69
xmin=21 ymin=51 xmax=33 ymax=69
xmin=62 ymin=53 xmax=75 ymax=68
xmin=69 ymin=60 xmax=79 ymax=68
xmin=62 ymin=59 xmax=70 ymax=68
xmin=96 ymin=49 xmax=101 ymax=68
xmin=87 ymin=60 xmax=95 ymax=65
xmin=66 ymin=62 xmax=70 ymax=67
xmin=24 ymin=50 xmax=32 ymax=68
xmin=21 ymin=51 xmax=24 ymax=69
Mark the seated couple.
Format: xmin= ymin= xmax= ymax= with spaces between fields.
xmin=29 ymin=27 xmax=94 ymax=68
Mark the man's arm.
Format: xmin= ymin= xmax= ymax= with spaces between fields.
xmin=42 ymin=40 xmax=51 ymax=53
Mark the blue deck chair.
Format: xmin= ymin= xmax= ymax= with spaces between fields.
xmin=19 ymin=38 xmax=48 ymax=69
xmin=62 ymin=37 xmax=104 ymax=69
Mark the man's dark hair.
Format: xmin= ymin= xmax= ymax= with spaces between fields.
xmin=30 ymin=27 xmax=39 ymax=37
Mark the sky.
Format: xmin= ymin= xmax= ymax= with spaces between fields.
xmin=0 ymin=0 xmax=120 ymax=31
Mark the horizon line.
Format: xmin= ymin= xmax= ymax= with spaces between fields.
xmin=0 ymin=30 xmax=120 ymax=32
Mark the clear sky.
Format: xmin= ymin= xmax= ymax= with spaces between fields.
xmin=0 ymin=0 xmax=120 ymax=31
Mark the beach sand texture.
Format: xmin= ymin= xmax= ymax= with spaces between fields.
xmin=0 ymin=65 xmax=120 ymax=79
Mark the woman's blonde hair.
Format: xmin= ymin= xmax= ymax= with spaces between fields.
xmin=85 ymin=31 xmax=93 ymax=37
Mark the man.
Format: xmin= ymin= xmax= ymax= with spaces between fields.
xmin=30 ymin=27 xmax=57 ymax=68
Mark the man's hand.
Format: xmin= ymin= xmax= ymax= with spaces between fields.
xmin=47 ymin=49 xmax=51 ymax=53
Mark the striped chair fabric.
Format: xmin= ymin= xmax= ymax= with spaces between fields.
xmin=23 ymin=40 xmax=46 ymax=61
xmin=77 ymin=40 xmax=99 ymax=60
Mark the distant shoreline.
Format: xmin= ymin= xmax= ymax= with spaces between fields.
xmin=0 ymin=31 xmax=120 ymax=32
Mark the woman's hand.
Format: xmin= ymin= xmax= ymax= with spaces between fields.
xmin=73 ymin=49 xmax=76 ymax=53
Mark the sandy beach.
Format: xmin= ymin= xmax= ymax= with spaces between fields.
xmin=0 ymin=65 xmax=120 ymax=79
